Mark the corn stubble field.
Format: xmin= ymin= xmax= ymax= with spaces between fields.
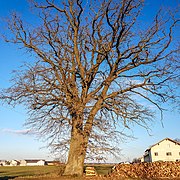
xmin=0 ymin=162 xmax=180 ymax=180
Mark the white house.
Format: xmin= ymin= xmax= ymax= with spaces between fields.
xmin=20 ymin=159 xmax=45 ymax=166
xmin=10 ymin=160 xmax=20 ymax=166
xmin=20 ymin=160 xmax=27 ymax=166
xmin=143 ymin=138 xmax=180 ymax=162
xmin=0 ymin=160 xmax=6 ymax=166
xmin=0 ymin=160 xmax=11 ymax=166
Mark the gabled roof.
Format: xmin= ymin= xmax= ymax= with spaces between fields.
xmin=11 ymin=160 xmax=20 ymax=162
xmin=145 ymin=138 xmax=180 ymax=151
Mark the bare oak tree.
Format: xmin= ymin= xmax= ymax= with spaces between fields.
xmin=1 ymin=0 xmax=179 ymax=176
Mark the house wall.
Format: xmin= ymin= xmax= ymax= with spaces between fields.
xmin=150 ymin=139 xmax=180 ymax=162
xmin=37 ymin=160 xmax=45 ymax=166
xmin=20 ymin=160 xmax=27 ymax=166
xmin=144 ymin=155 xmax=149 ymax=162
xmin=143 ymin=149 xmax=152 ymax=162
xmin=0 ymin=161 xmax=6 ymax=166
xmin=26 ymin=162 xmax=37 ymax=166
xmin=10 ymin=160 xmax=18 ymax=166
xmin=26 ymin=160 xmax=45 ymax=166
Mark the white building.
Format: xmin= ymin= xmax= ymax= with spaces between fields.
xmin=20 ymin=159 xmax=45 ymax=166
xmin=0 ymin=160 xmax=6 ymax=166
xmin=10 ymin=160 xmax=20 ymax=166
xmin=143 ymin=138 xmax=180 ymax=162
xmin=20 ymin=160 xmax=27 ymax=166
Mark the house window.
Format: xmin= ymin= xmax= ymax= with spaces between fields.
xmin=166 ymin=152 xmax=172 ymax=156
xmin=154 ymin=152 xmax=158 ymax=156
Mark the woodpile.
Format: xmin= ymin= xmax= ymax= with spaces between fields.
xmin=110 ymin=161 xmax=180 ymax=179
xmin=85 ymin=166 xmax=97 ymax=176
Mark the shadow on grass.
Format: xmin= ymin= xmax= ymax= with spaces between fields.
xmin=0 ymin=176 xmax=17 ymax=180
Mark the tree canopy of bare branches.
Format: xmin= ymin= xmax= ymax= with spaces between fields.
xmin=0 ymin=0 xmax=179 ymax=176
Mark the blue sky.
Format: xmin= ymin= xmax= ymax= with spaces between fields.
xmin=0 ymin=0 xmax=179 ymax=162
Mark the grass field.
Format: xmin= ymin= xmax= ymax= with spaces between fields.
xmin=0 ymin=165 xmax=61 ymax=179
xmin=0 ymin=164 xmax=114 ymax=180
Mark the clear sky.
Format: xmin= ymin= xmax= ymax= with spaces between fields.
xmin=0 ymin=0 xmax=179 ymax=162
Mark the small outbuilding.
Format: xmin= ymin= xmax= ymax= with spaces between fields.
xmin=10 ymin=160 xmax=20 ymax=166
xmin=20 ymin=159 xmax=45 ymax=166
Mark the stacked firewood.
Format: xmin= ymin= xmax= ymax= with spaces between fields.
xmin=85 ymin=166 xmax=97 ymax=176
xmin=110 ymin=161 xmax=180 ymax=179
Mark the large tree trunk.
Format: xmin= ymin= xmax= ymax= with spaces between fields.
xmin=63 ymin=117 xmax=88 ymax=176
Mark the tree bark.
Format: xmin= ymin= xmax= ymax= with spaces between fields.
xmin=63 ymin=117 xmax=88 ymax=176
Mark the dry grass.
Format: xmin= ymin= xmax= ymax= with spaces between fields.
xmin=1 ymin=165 xmax=178 ymax=180
xmin=0 ymin=165 xmax=63 ymax=179
xmin=0 ymin=165 xmax=114 ymax=180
